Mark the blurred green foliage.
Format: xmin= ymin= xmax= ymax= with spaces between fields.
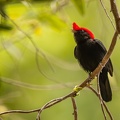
xmin=0 ymin=0 xmax=120 ymax=120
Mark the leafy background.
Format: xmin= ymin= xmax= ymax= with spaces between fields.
xmin=0 ymin=0 xmax=120 ymax=120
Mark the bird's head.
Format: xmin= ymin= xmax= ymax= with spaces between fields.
xmin=72 ymin=22 xmax=94 ymax=44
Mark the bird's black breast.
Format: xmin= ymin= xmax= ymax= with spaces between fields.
xmin=74 ymin=39 xmax=113 ymax=74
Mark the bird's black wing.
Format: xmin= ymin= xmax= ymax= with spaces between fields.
xmin=74 ymin=46 xmax=78 ymax=59
xmin=95 ymin=39 xmax=113 ymax=76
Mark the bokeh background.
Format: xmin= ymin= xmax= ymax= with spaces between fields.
xmin=0 ymin=0 xmax=120 ymax=120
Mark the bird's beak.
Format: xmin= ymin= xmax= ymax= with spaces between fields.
xmin=72 ymin=29 xmax=76 ymax=33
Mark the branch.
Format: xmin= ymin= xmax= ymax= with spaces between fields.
xmin=110 ymin=0 xmax=120 ymax=32
xmin=71 ymin=97 xmax=78 ymax=120
xmin=100 ymin=0 xmax=116 ymax=30
xmin=97 ymin=74 xmax=107 ymax=120
xmin=0 ymin=93 xmax=74 ymax=116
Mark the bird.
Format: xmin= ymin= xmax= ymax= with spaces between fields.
xmin=72 ymin=22 xmax=113 ymax=102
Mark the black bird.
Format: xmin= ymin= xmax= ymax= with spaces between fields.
xmin=72 ymin=22 xmax=113 ymax=102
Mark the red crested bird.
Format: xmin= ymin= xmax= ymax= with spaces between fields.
xmin=72 ymin=22 xmax=113 ymax=102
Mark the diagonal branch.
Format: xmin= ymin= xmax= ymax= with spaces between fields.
xmin=77 ymin=30 xmax=118 ymax=89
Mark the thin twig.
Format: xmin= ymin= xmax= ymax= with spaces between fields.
xmin=97 ymin=74 xmax=107 ymax=120
xmin=36 ymin=98 xmax=62 ymax=120
xmin=102 ymin=101 xmax=114 ymax=120
xmin=71 ymin=97 xmax=78 ymax=120
xmin=87 ymin=86 xmax=114 ymax=120
xmin=0 ymin=92 xmax=74 ymax=116
xmin=99 ymin=0 xmax=116 ymax=30
xmin=110 ymin=0 xmax=120 ymax=32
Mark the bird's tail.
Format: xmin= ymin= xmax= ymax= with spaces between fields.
xmin=99 ymin=69 xmax=112 ymax=102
